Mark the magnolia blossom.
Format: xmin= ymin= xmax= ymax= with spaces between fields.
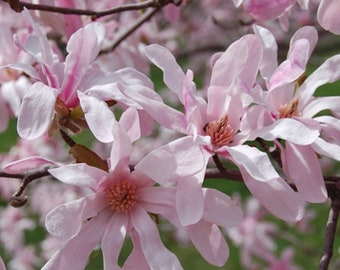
xmin=128 ymin=35 xmax=316 ymax=222
xmin=22 ymin=121 xmax=242 ymax=269
xmin=247 ymin=25 xmax=340 ymax=203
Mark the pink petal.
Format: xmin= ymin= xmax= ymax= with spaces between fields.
xmin=318 ymin=0 xmax=340 ymax=34
xmin=134 ymin=148 xmax=177 ymax=185
xmin=131 ymin=205 xmax=183 ymax=270
xmin=176 ymin=174 xmax=204 ymax=226
xmin=102 ymin=212 xmax=128 ymax=269
xmin=312 ymin=137 xmax=340 ymax=161
xmin=3 ymin=156 xmax=59 ymax=173
xmin=41 ymin=209 xmax=111 ymax=270
xmin=61 ymin=23 xmax=105 ymax=103
xmin=289 ymin=26 xmax=318 ymax=60
xmin=298 ymin=55 xmax=340 ymax=107
xmin=48 ymin=163 xmax=108 ymax=189
xmin=0 ymin=256 xmax=5 ymax=270
xmin=45 ymin=193 xmax=107 ymax=240
xmin=109 ymin=122 xmax=132 ymax=171
xmin=284 ymin=142 xmax=327 ymax=203
xmin=269 ymin=39 xmax=310 ymax=89
xmin=144 ymin=44 xmax=185 ymax=102
xmin=253 ymin=25 xmax=278 ymax=81
xmin=187 ymin=221 xmax=229 ymax=266
xmin=123 ymin=230 xmax=151 ymax=269
xmin=120 ymin=84 xmax=187 ymax=133
xmin=241 ymin=168 xmax=305 ymax=222
xmin=303 ymin=96 xmax=340 ymax=118
xmin=248 ymin=118 xmax=319 ymax=145
xmin=202 ymin=188 xmax=243 ymax=228
xmin=119 ymin=107 xmax=141 ymax=142
xmin=17 ymin=82 xmax=59 ymax=139
xmin=78 ymin=91 xmax=115 ymax=143
xmin=0 ymin=97 xmax=9 ymax=132
xmin=228 ymin=145 xmax=281 ymax=182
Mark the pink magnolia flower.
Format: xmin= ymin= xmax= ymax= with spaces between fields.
xmin=248 ymin=25 xmax=340 ymax=203
xmin=132 ymin=35 xmax=313 ymax=222
xmin=6 ymin=9 xmax=156 ymax=142
xmin=39 ymin=122 xmax=242 ymax=269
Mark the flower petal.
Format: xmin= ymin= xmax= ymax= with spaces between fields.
xmin=102 ymin=212 xmax=128 ymax=269
xmin=119 ymin=107 xmax=141 ymax=142
xmin=78 ymin=91 xmax=115 ymax=143
xmin=241 ymin=167 xmax=305 ymax=222
xmin=176 ymin=175 xmax=204 ymax=226
xmin=248 ymin=118 xmax=319 ymax=145
xmin=131 ymin=205 xmax=183 ymax=270
xmin=202 ymin=188 xmax=243 ymax=228
xmin=48 ymin=163 xmax=108 ymax=189
xmin=144 ymin=44 xmax=185 ymax=102
xmin=312 ymin=137 xmax=340 ymax=161
xmin=17 ymin=82 xmax=58 ymax=140
xmin=318 ymin=0 xmax=340 ymax=34
xmin=45 ymin=193 xmax=106 ymax=240
xmin=3 ymin=156 xmax=59 ymax=173
xmin=187 ymin=221 xmax=229 ymax=266
xmin=284 ymin=142 xmax=327 ymax=203
xmin=41 ymin=209 xmax=111 ymax=270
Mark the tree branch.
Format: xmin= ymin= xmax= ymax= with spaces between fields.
xmin=2 ymin=0 xmax=181 ymax=19
xmin=318 ymin=189 xmax=340 ymax=270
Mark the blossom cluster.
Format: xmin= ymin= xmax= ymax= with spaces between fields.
xmin=0 ymin=1 xmax=339 ymax=269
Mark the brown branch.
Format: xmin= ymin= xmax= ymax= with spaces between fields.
xmin=2 ymin=0 xmax=181 ymax=19
xmin=318 ymin=189 xmax=340 ymax=270
xmin=0 ymin=167 xmax=52 ymax=207
xmin=101 ymin=5 xmax=161 ymax=52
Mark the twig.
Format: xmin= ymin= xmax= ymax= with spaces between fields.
xmin=2 ymin=0 xmax=179 ymax=19
xmin=101 ymin=6 xmax=161 ymax=52
xmin=318 ymin=189 xmax=340 ymax=270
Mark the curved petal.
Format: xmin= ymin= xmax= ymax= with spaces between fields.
xmin=144 ymin=44 xmax=185 ymax=102
xmin=202 ymin=188 xmax=243 ymax=228
xmin=253 ymin=25 xmax=278 ymax=82
xmin=45 ymin=193 xmax=107 ymax=240
xmin=120 ymin=84 xmax=187 ymax=133
xmin=186 ymin=221 xmax=229 ymax=266
xmin=317 ymin=0 xmax=340 ymax=34
xmin=102 ymin=212 xmax=128 ymax=269
xmin=248 ymin=118 xmax=319 ymax=145
xmin=228 ymin=145 xmax=281 ymax=182
xmin=3 ymin=156 xmax=59 ymax=173
xmin=312 ymin=137 xmax=340 ymax=161
xmin=123 ymin=230 xmax=151 ymax=270
xmin=41 ymin=209 xmax=111 ymax=270
xmin=78 ymin=91 xmax=115 ymax=143
xmin=119 ymin=107 xmax=141 ymax=142
xmin=298 ymin=55 xmax=340 ymax=107
xmin=241 ymin=167 xmax=305 ymax=222
xmin=176 ymin=175 xmax=204 ymax=226
xmin=17 ymin=82 xmax=59 ymax=140
xmin=131 ymin=205 xmax=183 ymax=270
xmin=62 ymin=23 xmax=105 ymax=103
xmin=284 ymin=142 xmax=327 ymax=203
xmin=48 ymin=163 xmax=108 ymax=189
xmin=303 ymin=96 xmax=340 ymax=118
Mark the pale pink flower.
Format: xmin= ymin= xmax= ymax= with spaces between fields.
xmin=136 ymin=37 xmax=310 ymax=222
xmin=249 ymin=25 xmax=340 ymax=203
xmin=266 ymin=248 xmax=300 ymax=270
xmin=7 ymin=246 xmax=39 ymax=270
xmin=39 ymin=122 xmax=241 ymax=269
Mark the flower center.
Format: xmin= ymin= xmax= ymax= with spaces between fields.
xmin=279 ymin=97 xmax=300 ymax=119
xmin=204 ymin=115 xmax=234 ymax=148
xmin=106 ymin=180 xmax=136 ymax=212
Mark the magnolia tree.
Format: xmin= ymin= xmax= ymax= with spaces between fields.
xmin=0 ymin=0 xmax=339 ymax=269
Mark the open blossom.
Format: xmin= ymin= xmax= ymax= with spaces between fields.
xmin=2 ymin=9 xmax=151 ymax=142
xmin=128 ymin=33 xmax=316 ymax=222
xmin=246 ymin=25 xmax=340 ymax=203
xmin=35 ymin=121 xmax=242 ymax=269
